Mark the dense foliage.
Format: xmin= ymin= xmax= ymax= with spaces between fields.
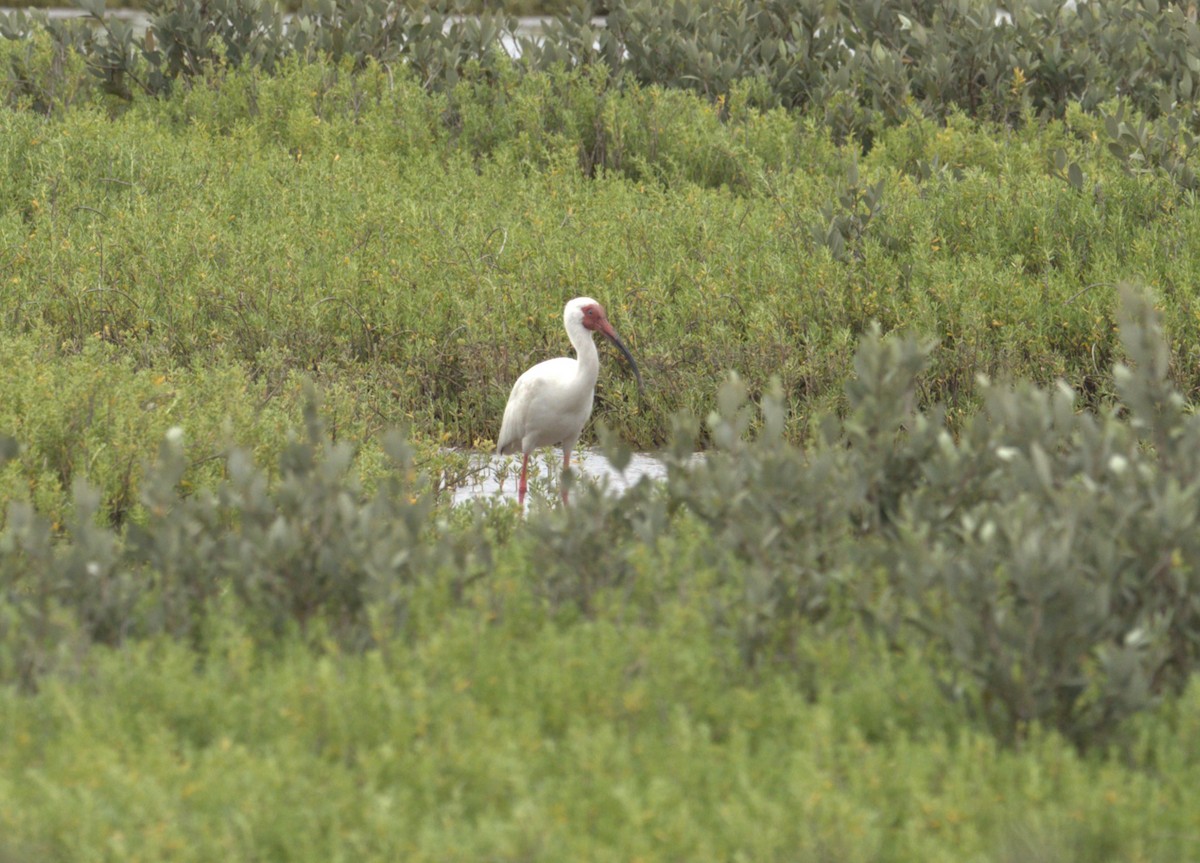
xmin=4 ymin=0 xmax=565 ymax=14
xmin=3 ymin=45 xmax=1200 ymax=476
xmin=4 ymin=292 xmax=1200 ymax=859
xmin=3 ymin=1 xmax=1200 ymax=858
xmin=3 ymin=287 xmax=1196 ymax=746
xmin=6 ymin=0 xmax=1200 ymax=131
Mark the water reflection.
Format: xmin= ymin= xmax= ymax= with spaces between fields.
xmin=447 ymin=449 xmax=671 ymax=506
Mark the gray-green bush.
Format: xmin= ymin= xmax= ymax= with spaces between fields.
xmin=6 ymin=0 xmax=1200 ymax=135
xmin=4 ymin=286 xmax=1198 ymax=751
xmin=682 ymin=287 xmax=1200 ymax=749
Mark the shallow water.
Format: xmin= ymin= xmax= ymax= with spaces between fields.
xmin=447 ymin=448 xmax=671 ymax=506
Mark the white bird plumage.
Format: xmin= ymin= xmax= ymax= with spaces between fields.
xmin=498 ymin=297 xmax=641 ymax=505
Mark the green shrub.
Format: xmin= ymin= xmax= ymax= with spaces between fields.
xmin=852 ymin=288 xmax=1200 ymax=748
xmin=5 ymin=281 xmax=1200 ymax=754
xmin=0 ymin=390 xmax=486 ymax=683
xmin=6 ymin=0 xmax=1200 ymax=132
xmin=650 ymin=287 xmax=1200 ymax=749
xmin=7 ymin=50 xmax=1200 ymax=467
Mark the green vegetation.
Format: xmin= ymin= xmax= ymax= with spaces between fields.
xmin=8 ymin=0 xmax=1200 ymax=126
xmin=3 ymin=51 xmax=1200 ymax=500
xmin=1 ymin=0 xmax=562 ymax=15
xmin=4 ymin=292 xmax=1200 ymax=859
xmin=2 ymin=600 xmax=1198 ymax=861
xmin=3 ymin=0 xmax=1200 ymax=858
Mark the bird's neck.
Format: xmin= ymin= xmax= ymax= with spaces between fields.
xmin=569 ymin=324 xmax=600 ymax=387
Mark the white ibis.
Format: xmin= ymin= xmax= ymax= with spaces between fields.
xmin=497 ymin=297 xmax=641 ymax=505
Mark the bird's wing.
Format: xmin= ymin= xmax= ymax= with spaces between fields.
xmin=496 ymin=372 xmax=542 ymax=455
xmin=498 ymin=357 xmax=582 ymax=454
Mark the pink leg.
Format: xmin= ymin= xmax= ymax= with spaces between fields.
xmin=518 ymin=452 xmax=529 ymax=506
xmin=561 ymin=448 xmax=571 ymax=505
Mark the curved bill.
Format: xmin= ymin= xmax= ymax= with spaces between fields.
xmin=604 ymin=330 xmax=643 ymax=391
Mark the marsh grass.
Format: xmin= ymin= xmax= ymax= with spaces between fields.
xmin=1 ymin=579 xmax=1198 ymax=862
xmin=3 ymin=36 xmax=1200 ymax=862
xmin=5 ymin=55 xmax=1200 ymax=517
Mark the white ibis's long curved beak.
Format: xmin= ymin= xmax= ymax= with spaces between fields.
xmin=598 ymin=323 xmax=642 ymax=391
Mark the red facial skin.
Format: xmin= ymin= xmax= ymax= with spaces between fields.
xmin=579 ymin=303 xmax=612 ymax=335
xmin=579 ymin=303 xmax=641 ymax=390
